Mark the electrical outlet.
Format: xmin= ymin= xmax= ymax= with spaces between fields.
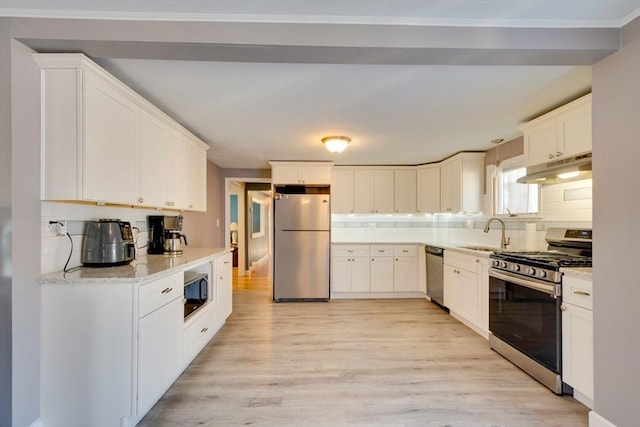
xmin=48 ymin=220 xmax=67 ymax=236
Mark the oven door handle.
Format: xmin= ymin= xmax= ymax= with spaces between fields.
xmin=489 ymin=268 xmax=559 ymax=297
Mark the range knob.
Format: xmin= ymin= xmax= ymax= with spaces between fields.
xmin=511 ymin=264 xmax=521 ymax=272
xmin=536 ymin=270 xmax=547 ymax=279
xmin=500 ymin=261 xmax=508 ymax=269
xmin=491 ymin=260 xmax=500 ymax=268
xmin=527 ymin=267 xmax=536 ymax=276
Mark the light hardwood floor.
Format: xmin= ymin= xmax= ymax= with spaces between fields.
xmin=139 ymin=264 xmax=589 ymax=426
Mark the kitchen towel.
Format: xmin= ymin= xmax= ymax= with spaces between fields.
xmin=525 ymin=223 xmax=537 ymax=251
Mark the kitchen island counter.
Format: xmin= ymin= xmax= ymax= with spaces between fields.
xmin=39 ymin=247 xmax=229 ymax=284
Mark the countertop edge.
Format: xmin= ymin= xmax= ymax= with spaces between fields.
xmin=331 ymin=241 xmax=498 ymax=258
xmin=561 ymin=267 xmax=593 ymax=279
xmin=39 ymin=247 xmax=230 ymax=284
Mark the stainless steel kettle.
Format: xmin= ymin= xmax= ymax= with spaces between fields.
xmin=163 ymin=230 xmax=188 ymax=254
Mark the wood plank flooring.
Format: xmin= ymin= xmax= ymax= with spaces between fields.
xmin=139 ymin=264 xmax=589 ymax=426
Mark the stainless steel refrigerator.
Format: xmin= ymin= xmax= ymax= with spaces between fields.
xmin=273 ymin=186 xmax=330 ymax=301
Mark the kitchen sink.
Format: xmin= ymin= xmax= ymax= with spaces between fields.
xmin=459 ymin=245 xmax=501 ymax=252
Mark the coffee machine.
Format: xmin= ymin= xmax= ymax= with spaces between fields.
xmin=148 ymin=215 xmax=188 ymax=255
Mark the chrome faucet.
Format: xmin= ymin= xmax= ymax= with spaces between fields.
xmin=484 ymin=217 xmax=510 ymax=249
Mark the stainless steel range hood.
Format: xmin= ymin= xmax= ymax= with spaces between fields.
xmin=517 ymin=152 xmax=592 ymax=185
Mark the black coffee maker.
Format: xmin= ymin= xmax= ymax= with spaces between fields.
xmin=147 ymin=215 xmax=187 ymax=255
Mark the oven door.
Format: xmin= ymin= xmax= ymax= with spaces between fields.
xmin=489 ymin=268 xmax=562 ymax=374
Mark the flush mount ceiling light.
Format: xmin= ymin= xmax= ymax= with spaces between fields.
xmin=322 ymin=136 xmax=351 ymax=153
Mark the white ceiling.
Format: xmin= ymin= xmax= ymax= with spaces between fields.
xmin=3 ymin=1 xmax=640 ymax=168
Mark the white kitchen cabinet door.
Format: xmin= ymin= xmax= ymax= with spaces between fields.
xmin=331 ymin=254 xmax=370 ymax=292
xmin=331 ymin=168 xmax=355 ymax=213
xmin=522 ymin=94 xmax=591 ymax=166
xmin=302 ymin=166 xmax=332 ymax=184
xmin=137 ymin=296 xmax=183 ymax=416
xmin=440 ymin=153 xmax=483 ymax=213
xmin=185 ymin=136 xmax=208 ymax=211
xmin=270 ymin=162 xmax=332 ymax=185
xmin=216 ymin=252 xmax=233 ymax=327
xmin=83 ymin=71 xmax=138 ymax=204
xmin=138 ymin=112 xmax=169 ymax=208
xmin=525 ymin=119 xmax=558 ymax=166
xmin=184 ymin=304 xmax=217 ymax=365
xmin=440 ymin=158 xmax=462 ymax=213
xmin=558 ymin=101 xmax=592 ymax=160
xmin=332 ymin=257 xmax=352 ymax=292
xmin=370 ymin=256 xmax=394 ymax=292
xmin=394 ymin=169 xmax=417 ymax=213
xmin=417 ymin=165 xmax=440 ymax=213
xmin=459 ymin=268 xmax=480 ymax=325
xmin=562 ymin=302 xmax=594 ymax=402
xmin=164 ymin=129 xmax=186 ymax=209
xmin=394 ymin=255 xmax=418 ymax=292
xmin=354 ymin=169 xmax=375 ymax=213
xmin=350 ymin=257 xmax=371 ymax=292
xmin=373 ymin=169 xmax=395 ymax=214
xmin=444 ymin=265 xmax=462 ymax=312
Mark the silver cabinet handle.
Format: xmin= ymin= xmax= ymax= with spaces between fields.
xmin=138 ymin=197 xmax=144 ymax=203
xmin=573 ymin=290 xmax=591 ymax=296
xmin=200 ymin=327 xmax=208 ymax=333
xmin=161 ymin=287 xmax=173 ymax=294
xmin=402 ymin=250 xmax=409 ymax=253
xmin=548 ymin=153 xmax=555 ymax=159
xmin=556 ymin=151 xmax=563 ymax=157
xmin=224 ymin=261 xmax=230 ymax=264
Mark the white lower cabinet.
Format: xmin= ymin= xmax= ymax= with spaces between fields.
xmin=216 ymin=252 xmax=234 ymax=326
xmin=443 ymin=250 xmax=488 ymax=337
xmin=40 ymin=252 xmax=231 ymax=427
xmin=562 ymin=275 xmax=593 ymax=407
xmin=138 ymin=296 xmax=184 ymax=416
xmin=332 ymin=244 xmax=420 ymax=297
xmin=370 ymin=245 xmax=394 ymax=292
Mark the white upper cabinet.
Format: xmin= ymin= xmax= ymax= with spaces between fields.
xmin=353 ymin=168 xmax=395 ymax=214
xmin=331 ymin=168 xmax=355 ymax=214
xmin=440 ymin=152 xmax=484 ymax=213
xmin=185 ymin=136 xmax=208 ymax=212
xmin=522 ymin=93 xmax=592 ymax=167
xmin=270 ymin=161 xmax=333 ymax=185
xmin=36 ymin=53 xmax=209 ymax=211
xmin=393 ymin=169 xmax=417 ymax=213
xmin=416 ymin=164 xmax=440 ymax=213
xmin=82 ymin=71 xmax=139 ymax=204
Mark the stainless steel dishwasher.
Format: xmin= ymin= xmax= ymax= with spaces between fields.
xmin=425 ymin=245 xmax=446 ymax=309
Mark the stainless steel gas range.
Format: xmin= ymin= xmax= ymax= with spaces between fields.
xmin=488 ymin=227 xmax=592 ymax=394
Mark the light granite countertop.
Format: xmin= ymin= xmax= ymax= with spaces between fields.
xmin=561 ymin=267 xmax=593 ymax=279
xmin=39 ymin=247 xmax=229 ymax=284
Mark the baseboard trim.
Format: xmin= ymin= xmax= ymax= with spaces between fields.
xmin=29 ymin=419 xmax=43 ymax=427
xmin=589 ymin=411 xmax=617 ymax=427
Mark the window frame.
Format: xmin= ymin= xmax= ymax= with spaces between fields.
xmin=489 ymin=155 xmax=543 ymax=219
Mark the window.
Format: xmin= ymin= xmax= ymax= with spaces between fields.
xmin=493 ymin=164 xmax=540 ymax=216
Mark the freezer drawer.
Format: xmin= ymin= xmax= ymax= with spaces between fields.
xmin=274 ymin=230 xmax=330 ymax=300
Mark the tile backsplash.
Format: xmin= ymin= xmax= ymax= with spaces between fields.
xmin=41 ymin=201 xmax=163 ymax=274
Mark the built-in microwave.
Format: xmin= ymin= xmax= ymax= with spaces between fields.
xmin=184 ymin=272 xmax=208 ymax=320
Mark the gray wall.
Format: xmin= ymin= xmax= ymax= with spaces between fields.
xmin=9 ymin=40 xmax=42 ymax=427
xmin=182 ymin=160 xmax=224 ymax=248
xmin=0 ymin=17 xmax=13 ymax=427
xmin=592 ymin=16 xmax=640 ymax=427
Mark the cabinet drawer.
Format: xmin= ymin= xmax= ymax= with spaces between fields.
xmin=333 ymin=245 xmax=370 ymax=257
xmin=184 ymin=303 xmax=216 ymax=364
xmin=444 ymin=251 xmax=479 ymax=274
xmin=394 ymin=245 xmax=417 ymax=257
xmin=370 ymin=245 xmax=394 ymax=256
xmin=562 ymin=276 xmax=593 ymax=310
xmin=139 ymin=272 xmax=183 ymax=318
xmin=216 ymin=252 xmax=233 ymax=274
